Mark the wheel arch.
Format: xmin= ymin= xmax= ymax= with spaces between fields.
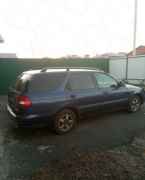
xmin=135 ymin=93 xmax=144 ymax=104
xmin=129 ymin=92 xmax=143 ymax=104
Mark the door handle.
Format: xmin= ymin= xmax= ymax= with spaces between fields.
xmin=103 ymin=91 xmax=109 ymax=95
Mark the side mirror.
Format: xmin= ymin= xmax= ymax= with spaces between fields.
xmin=118 ymin=80 xmax=125 ymax=87
xmin=110 ymin=84 xmax=118 ymax=89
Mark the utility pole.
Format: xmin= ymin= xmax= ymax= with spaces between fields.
xmin=0 ymin=35 xmax=4 ymax=43
xmin=133 ymin=0 xmax=138 ymax=56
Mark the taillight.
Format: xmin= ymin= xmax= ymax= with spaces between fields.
xmin=16 ymin=96 xmax=32 ymax=109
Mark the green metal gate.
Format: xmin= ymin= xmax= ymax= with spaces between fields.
xmin=0 ymin=58 xmax=109 ymax=94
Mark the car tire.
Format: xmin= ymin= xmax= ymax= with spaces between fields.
xmin=128 ymin=95 xmax=142 ymax=113
xmin=53 ymin=109 xmax=77 ymax=134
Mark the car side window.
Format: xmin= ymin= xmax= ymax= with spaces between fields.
xmin=94 ymin=73 xmax=118 ymax=88
xmin=28 ymin=73 xmax=66 ymax=92
xmin=66 ymin=72 xmax=95 ymax=90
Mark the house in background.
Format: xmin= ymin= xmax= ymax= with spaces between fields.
xmin=0 ymin=34 xmax=17 ymax=58
xmin=128 ymin=45 xmax=145 ymax=56
xmin=0 ymin=53 xmax=17 ymax=58
xmin=101 ymin=46 xmax=145 ymax=58
xmin=101 ymin=52 xmax=126 ymax=58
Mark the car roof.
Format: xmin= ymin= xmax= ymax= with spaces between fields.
xmin=23 ymin=67 xmax=103 ymax=75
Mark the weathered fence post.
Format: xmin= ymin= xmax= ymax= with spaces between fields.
xmin=126 ymin=55 xmax=129 ymax=80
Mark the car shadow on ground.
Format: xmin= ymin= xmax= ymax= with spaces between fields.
xmin=5 ymin=109 xmax=129 ymax=143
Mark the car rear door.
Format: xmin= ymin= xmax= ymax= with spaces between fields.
xmin=65 ymin=72 xmax=106 ymax=114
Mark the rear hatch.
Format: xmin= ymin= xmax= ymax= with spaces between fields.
xmin=8 ymin=73 xmax=31 ymax=114
xmin=8 ymin=71 xmax=67 ymax=115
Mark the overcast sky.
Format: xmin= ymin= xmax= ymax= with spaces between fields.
xmin=0 ymin=0 xmax=145 ymax=58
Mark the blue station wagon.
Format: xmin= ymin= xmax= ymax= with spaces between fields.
xmin=7 ymin=67 xmax=145 ymax=134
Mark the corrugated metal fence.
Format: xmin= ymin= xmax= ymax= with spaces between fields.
xmin=109 ymin=55 xmax=145 ymax=80
xmin=0 ymin=58 xmax=109 ymax=94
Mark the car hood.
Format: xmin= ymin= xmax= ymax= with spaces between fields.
xmin=125 ymin=83 xmax=142 ymax=92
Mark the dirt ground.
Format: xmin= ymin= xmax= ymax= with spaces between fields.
xmin=1 ymin=96 xmax=145 ymax=180
xmin=32 ymin=132 xmax=145 ymax=180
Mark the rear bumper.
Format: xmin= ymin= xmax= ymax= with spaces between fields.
xmin=7 ymin=105 xmax=52 ymax=128
xmin=7 ymin=104 xmax=17 ymax=118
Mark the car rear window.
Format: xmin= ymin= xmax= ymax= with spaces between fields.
xmin=28 ymin=72 xmax=66 ymax=92
xmin=14 ymin=73 xmax=31 ymax=92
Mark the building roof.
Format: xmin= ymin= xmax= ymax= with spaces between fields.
xmin=128 ymin=45 xmax=145 ymax=56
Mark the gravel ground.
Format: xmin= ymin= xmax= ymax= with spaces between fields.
xmin=32 ymin=132 xmax=145 ymax=180
xmin=1 ymin=96 xmax=145 ymax=179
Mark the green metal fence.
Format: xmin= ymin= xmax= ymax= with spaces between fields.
xmin=0 ymin=58 xmax=109 ymax=94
